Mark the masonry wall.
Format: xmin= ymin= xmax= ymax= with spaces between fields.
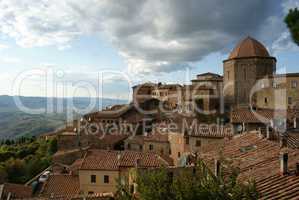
xmin=187 ymin=136 xmax=224 ymax=153
xmin=168 ymin=133 xmax=186 ymax=166
xmin=223 ymin=58 xmax=276 ymax=108
xmin=256 ymin=76 xmax=299 ymax=109
xmin=79 ymin=170 xmax=119 ymax=195
xmin=143 ymin=141 xmax=170 ymax=156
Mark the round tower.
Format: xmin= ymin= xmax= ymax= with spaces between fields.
xmin=223 ymin=36 xmax=276 ymax=108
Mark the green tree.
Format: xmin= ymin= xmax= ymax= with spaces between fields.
xmin=0 ymin=137 xmax=54 ymax=184
xmin=116 ymin=160 xmax=258 ymax=200
xmin=48 ymin=138 xmax=58 ymax=155
xmin=136 ymin=168 xmax=174 ymax=200
xmin=0 ymin=165 xmax=8 ymax=183
xmin=285 ymin=8 xmax=299 ymax=46
xmin=4 ymin=158 xmax=26 ymax=183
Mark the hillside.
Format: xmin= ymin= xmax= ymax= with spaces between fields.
xmin=0 ymin=96 xmax=127 ymax=139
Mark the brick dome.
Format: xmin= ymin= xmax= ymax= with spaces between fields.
xmin=228 ymin=37 xmax=270 ymax=59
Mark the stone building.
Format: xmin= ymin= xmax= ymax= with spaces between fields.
xmin=124 ymin=133 xmax=171 ymax=156
xmin=223 ymin=36 xmax=276 ymax=108
xmin=78 ymin=150 xmax=172 ymax=195
xmin=151 ymin=83 xmax=182 ymax=107
xmin=255 ymin=73 xmax=299 ymax=110
xmin=132 ymin=83 xmax=155 ymax=104
xmin=132 ymin=72 xmax=223 ymax=114
xmin=191 ymin=72 xmax=223 ymax=94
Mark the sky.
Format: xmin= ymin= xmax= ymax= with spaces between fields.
xmin=0 ymin=0 xmax=298 ymax=100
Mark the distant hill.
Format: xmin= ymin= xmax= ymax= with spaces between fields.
xmin=0 ymin=95 xmax=127 ymax=139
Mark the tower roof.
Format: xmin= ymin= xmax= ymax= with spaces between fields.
xmin=228 ymin=36 xmax=270 ymax=59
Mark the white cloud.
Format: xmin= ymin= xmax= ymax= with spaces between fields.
xmin=0 ymin=0 xmax=82 ymax=48
xmin=0 ymin=43 xmax=9 ymax=49
xmin=272 ymin=31 xmax=299 ymax=54
xmin=0 ymin=0 xmax=291 ymax=74
xmin=0 ymin=56 xmax=21 ymax=64
xmin=282 ymin=0 xmax=299 ymax=13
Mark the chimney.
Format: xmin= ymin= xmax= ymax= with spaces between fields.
xmin=280 ymin=134 xmax=288 ymax=148
xmin=280 ymin=152 xmax=288 ymax=175
xmin=296 ymin=162 xmax=299 ymax=176
xmin=214 ymin=159 xmax=221 ymax=177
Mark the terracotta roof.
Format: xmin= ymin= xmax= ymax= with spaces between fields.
xmin=167 ymin=115 xmax=233 ymax=138
xmin=53 ymin=148 xmax=85 ymax=157
xmin=79 ymin=150 xmax=172 ymax=170
xmin=196 ymin=72 xmax=222 ymax=78
xmin=0 ymin=183 xmax=32 ymax=199
xmin=231 ymin=108 xmax=272 ymax=123
xmin=125 ymin=133 xmax=169 ymax=145
xmin=287 ymin=132 xmax=299 ymax=149
xmin=85 ymin=104 xmax=133 ymax=119
xmin=200 ymin=132 xmax=299 ymax=199
xmin=230 ymin=108 xmax=299 ymax=123
xmin=261 ymin=73 xmax=299 ymax=79
xmin=125 ymin=135 xmax=145 ymax=145
xmin=228 ymin=37 xmax=271 ymax=60
xmin=69 ymin=159 xmax=84 ymax=173
xmin=157 ymin=84 xmax=182 ymax=89
xmin=132 ymin=82 xmax=156 ymax=89
xmin=96 ymin=134 xmax=128 ymax=146
xmin=40 ymin=175 xmax=80 ymax=198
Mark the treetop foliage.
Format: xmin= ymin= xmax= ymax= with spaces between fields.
xmin=285 ymin=8 xmax=299 ymax=46
xmin=116 ymin=160 xmax=258 ymax=200
xmin=0 ymin=137 xmax=57 ymax=184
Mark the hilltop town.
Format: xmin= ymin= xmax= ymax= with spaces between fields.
xmin=1 ymin=37 xmax=299 ymax=200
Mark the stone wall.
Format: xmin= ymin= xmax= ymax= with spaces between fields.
xmin=223 ymin=57 xmax=276 ymax=108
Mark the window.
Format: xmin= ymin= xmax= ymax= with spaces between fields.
xmin=139 ymin=145 xmax=143 ymax=151
xmin=127 ymin=144 xmax=131 ymax=150
xmin=273 ymin=82 xmax=278 ymax=88
xmin=88 ymin=191 xmax=94 ymax=195
xmin=288 ymin=97 xmax=293 ymax=105
xmin=104 ymin=175 xmax=109 ymax=184
xmin=244 ymin=68 xmax=246 ymax=80
xmin=227 ymin=71 xmax=230 ymax=80
xmin=90 ymin=175 xmax=96 ymax=183
xmin=195 ymin=140 xmax=201 ymax=147
xmin=130 ymin=185 xmax=134 ymax=194
xmin=185 ymin=137 xmax=189 ymax=145
xmin=178 ymin=152 xmax=181 ymax=158
xmin=149 ymin=144 xmax=154 ymax=151
xmin=291 ymin=80 xmax=298 ymax=88
xmin=264 ymin=97 xmax=268 ymax=104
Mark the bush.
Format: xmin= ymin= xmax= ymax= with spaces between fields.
xmin=0 ymin=137 xmax=54 ymax=184
xmin=116 ymin=161 xmax=258 ymax=200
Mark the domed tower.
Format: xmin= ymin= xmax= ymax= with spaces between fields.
xmin=223 ymin=36 xmax=276 ymax=108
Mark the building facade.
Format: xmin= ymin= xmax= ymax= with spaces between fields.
xmin=255 ymin=73 xmax=299 ymax=110
xmin=223 ymin=37 xmax=276 ymax=108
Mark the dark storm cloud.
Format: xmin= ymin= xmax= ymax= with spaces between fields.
xmin=0 ymin=0 xmax=289 ymax=73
